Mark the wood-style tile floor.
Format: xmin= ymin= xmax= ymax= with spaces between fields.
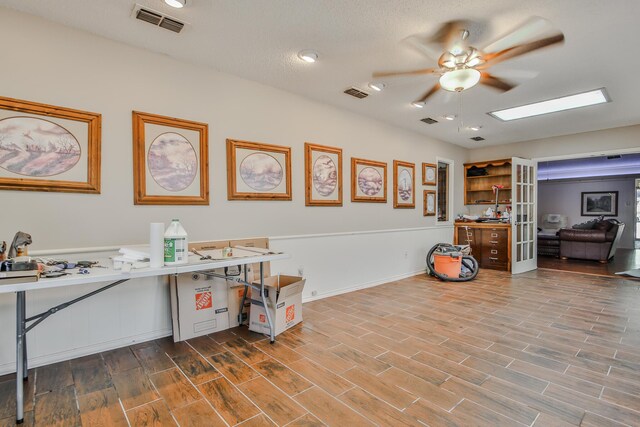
xmin=2 ymin=269 xmax=640 ymax=426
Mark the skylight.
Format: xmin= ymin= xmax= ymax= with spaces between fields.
xmin=489 ymin=88 xmax=610 ymax=121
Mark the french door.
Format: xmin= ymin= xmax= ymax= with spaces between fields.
xmin=511 ymin=157 xmax=537 ymax=274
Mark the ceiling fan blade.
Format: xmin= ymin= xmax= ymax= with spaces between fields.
xmin=416 ymin=83 xmax=441 ymax=103
xmin=480 ymin=73 xmax=516 ymax=92
xmin=403 ymin=34 xmax=443 ymax=63
xmin=429 ymin=20 xmax=470 ymax=49
xmin=483 ymin=33 xmax=564 ymax=66
xmin=483 ymin=16 xmax=553 ymax=54
xmin=372 ymin=68 xmax=439 ymax=78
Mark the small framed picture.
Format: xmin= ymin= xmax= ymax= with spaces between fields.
xmin=0 ymin=96 xmax=101 ymax=194
xmin=424 ymin=190 xmax=436 ymax=216
xmin=422 ymin=162 xmax=437 ymax=186
xmin=227 ymin=139 xmax=292 ymax=200
xmin=393 ymin=160 xmax=415 ymax=208
xmin=351 ymin=157 xmax=387 ymax=203
xmin=305 ymin=142 xmax=342 ymax=206
xmin=581 ymin=191 xmax=618 ymax=216
xmin=133 ymin=111 xmax=209 ymax=205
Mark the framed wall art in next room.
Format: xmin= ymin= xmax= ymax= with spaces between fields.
xmin=581 ymin=191 xmax=618 ymax=216
xmin=304 ymin=142 xmax=342 ymax=206
xmin=132 ymin=111 xmax=209 ymax=205
xmin=227 ymin=139 xmax=292 ymax=200
xmin=0 ymin=96 xmax=101 ymax=193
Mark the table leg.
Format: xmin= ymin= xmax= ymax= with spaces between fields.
xmin=239 ymin=267 xmax=249 ymax=325
xmin=16 ymin=291 xmax=25 ymax=424
xmin=21 ymin=292 xmax=27 ymax=380
xmin=259 ymin=262 xmax=275 ymax=343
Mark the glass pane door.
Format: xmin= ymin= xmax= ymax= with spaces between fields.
xmin=511 ymin=157 xmax=537 ymax=274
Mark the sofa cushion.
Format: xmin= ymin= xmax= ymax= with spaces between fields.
xmin=594 ymin=220 xmax=614 ymax=232
xmin=559 ymin=228 xmax=608 ymax=243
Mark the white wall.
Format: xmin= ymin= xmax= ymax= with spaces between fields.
xmin=468 ymin=124 xmax=640 ymax=163
xmin=538 ymin=176 xmax=637 ymax=249
xmin=0 ymin=9 xmax=467 ymax=373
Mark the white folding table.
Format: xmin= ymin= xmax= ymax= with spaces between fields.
xmin=0 ymin=250 xmax=289 ymax=424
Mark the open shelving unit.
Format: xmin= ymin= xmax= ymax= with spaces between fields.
xmin=464 ymin=159 xmax=512 ymax=205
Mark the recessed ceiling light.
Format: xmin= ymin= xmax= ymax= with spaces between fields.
xmin=444 ymin=114 xmax=456 ymax=121
xmin=469 ymin=125 xmax=482 ymax=131
xmin=298 ymin=50 xmax=318 ymax=63
xmin=164 ymin=0 xmax=186 ymax=8
xmin=368 ymin=82 xmax=385 ymax=92
xmin=489 ymin=88 xmax=610 ymax=121
xmin=411 ymin=101 xmax=425 ymax=109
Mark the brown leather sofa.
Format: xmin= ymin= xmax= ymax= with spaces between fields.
xmin=559 ymin=219 xmax=625 ymax=263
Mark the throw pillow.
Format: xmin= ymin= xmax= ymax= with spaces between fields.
xmin=572 ymin=216 xmax=604 ymax=230
xmin=594 ymin=220 xmax=613 ymax=232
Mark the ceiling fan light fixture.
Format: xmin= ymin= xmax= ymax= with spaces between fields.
xmin=439 ymin=68 xmax=481 ymax=92
xmin=411 ymin=101 xmax=425 ymax=108
xmin=164 ymin=0 xmax=186 ymax=8
xmin=298 ymin=50 xmax=318 ymax=63
xmin=368 ymin=82 xmax=385 ymax=92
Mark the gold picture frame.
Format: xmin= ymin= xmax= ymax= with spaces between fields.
xmin=422 ymin=162 xmax=437 ymax=186
xmin=305 ymin=142 xmax=342 ymax=206
xmin=227 ymin=139 xmax=292 ymax=200
xmin=424 ymin=190 xmax=436 ymax=216
xmin=393 ymin=160 xmax=415 ymax=208
xmin=132 ymin=111 xmax=209 ymax=205
xmin=351 ymin=157 xmax=387 ymax=203
xmin=0 ymin=96 xmax=101 ymax=193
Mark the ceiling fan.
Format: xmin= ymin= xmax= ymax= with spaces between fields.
xmin=373 ymin=17 xmax=564 ymax=103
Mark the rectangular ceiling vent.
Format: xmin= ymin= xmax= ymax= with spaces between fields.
xmin=132 ymin=4 xmax=187 ymax=34
xmin=607 ymin=155 xmax=622 ymax=159
xmin=420 ymin=117 xmax=438 ymax=124
xmin=344 ymin=87 xmax=369 ymax=99
xmin=470 ymin=136 xmax=485 ymax=141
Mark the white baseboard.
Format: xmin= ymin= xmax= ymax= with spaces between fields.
xmin=0 ymin=329 xmax=172 ymax=375
xmin=302 ymin=268 xmax=426 ymax=303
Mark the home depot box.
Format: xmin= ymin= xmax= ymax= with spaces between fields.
xmin=249 ymin=275 xmax=305 ymax=336
xmin=228 ymin=284 xmax=251 ymax=327
xmin=189 ymin=240 xmax=230 ymax=252
xmin=230 ymin=238 xmax=270 ymax=283
xmin=170 ymin=271 xmax=229 ymax=342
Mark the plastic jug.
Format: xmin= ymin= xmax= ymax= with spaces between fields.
xmin=164 ymin=219 xmax=188 ymax=265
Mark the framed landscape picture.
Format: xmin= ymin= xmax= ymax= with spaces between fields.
xmin=0 ymin=96 xmax=101 ymax=193
xmin=305 ymin=142 xmax=342 ymax=206
xmin=581 ymin=191 xmax=618 ymax=216
xmin=393 ymin=160 xmax=415 ymax=208
xmin=227 ymin=139 xmax=292 ymax=200
xmin=424 ymin=190 xmax=436 ymax=216
xmin=351 ymin=157 xmax=387 ymax=203
xmin=422 ymin=162 xmax=437 ymax=186
xmin=133 ymin=111 xmax=209 ymax=205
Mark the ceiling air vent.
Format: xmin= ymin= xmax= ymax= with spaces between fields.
xmin=607 ymin=155 xmax=621 ymax=159
xmin=420 ymin=117 xmax=438 ymax=124
xmin=344 ymin=87 xmax=369 ymax=99
xmin=470 ymin=136 xmax=485 ymax=141
xmin=132 ymin=4 xmax=187 ymax=34
xmin=159 ymin=17 xmax=184 ymax=33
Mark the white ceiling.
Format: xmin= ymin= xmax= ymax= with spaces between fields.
xmin=3 ymin=0 xmax=640 ymax=148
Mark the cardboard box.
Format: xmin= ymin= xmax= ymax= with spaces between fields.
xmin=228 ymin=284 xmax=251 ymax=328
xmin=170 ymin=271 xmax=229 ymax=342
xmin=230 ymin=238 xmax=270 ymax=283
xmin=249 ymin=275 xmax=305 ymax=337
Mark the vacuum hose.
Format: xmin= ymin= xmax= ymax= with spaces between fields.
xmin=426 ymin=243 xmax=479 ymax=282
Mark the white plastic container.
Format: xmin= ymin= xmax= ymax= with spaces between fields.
xmin=164 ymin=219 xmax=189 ymax=265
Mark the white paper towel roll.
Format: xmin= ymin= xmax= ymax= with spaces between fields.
xmin=150 ymin=222 xmax=165 ymax=268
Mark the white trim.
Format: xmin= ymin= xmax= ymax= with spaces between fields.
xmin=436 ymin=156 xmax=455 ymax=226
xmin=0 ymin=329 xmax=172 ymax=375
xmin=302 ymin=269 xmax=426 ymax=303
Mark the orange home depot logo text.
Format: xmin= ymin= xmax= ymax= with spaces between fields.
xmin=286 ymin=305 xmax=295 ymax=323
xmin=195 ymin=292 xmax=212 ymax=310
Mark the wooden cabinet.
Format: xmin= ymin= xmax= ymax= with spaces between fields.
xmin=464 ymin=159 xmax=512 ymax=205
xmin=454 ymin=222 xmax=511 ymax=271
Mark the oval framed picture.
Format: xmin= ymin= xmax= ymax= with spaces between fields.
xmin=424 ymin=190 xmax=436 ymax=216
xmin=305 ymin=142 xmax=342 ymax=206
